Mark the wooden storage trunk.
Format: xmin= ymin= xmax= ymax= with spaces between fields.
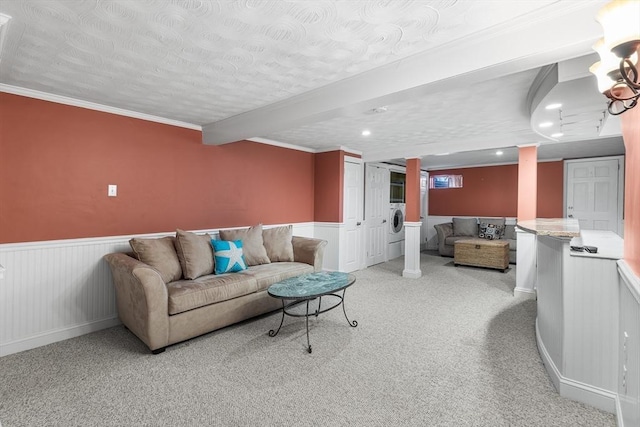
xmin=454 ymin=238 xmax=509 ymax=272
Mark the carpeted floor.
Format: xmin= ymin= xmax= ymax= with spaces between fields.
xmin=0 ymin=252 xmax=617 ymax=426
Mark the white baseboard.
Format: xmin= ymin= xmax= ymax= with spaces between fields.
xmin=0 ymin=316 xmax=120 ymax=357
xmin=514 ymin=287 xmax=536 ymax=299
xmin=536 ymin=319 xmax=616 ymax=413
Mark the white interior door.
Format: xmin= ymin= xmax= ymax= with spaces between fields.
xmin=566 ymin=158 xmax=620 ymax=234
xmin=365 ymin=164 xmax=387 ymax=266
xmin=343 ymin=160 xmax=363 ymax=273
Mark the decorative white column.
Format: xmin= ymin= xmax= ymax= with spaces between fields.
xmin=515 ymin=228 xmax=537 ymax=297
xmin=403 ymin=221 xmax=422 ymax=278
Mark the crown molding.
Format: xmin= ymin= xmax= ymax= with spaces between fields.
xmin=0 ymin=84 xmax=202 ymax=131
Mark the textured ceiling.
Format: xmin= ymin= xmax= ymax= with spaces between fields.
xmin=0 ymin=0 xmax=623 ymax=167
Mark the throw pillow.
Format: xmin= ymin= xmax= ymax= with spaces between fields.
xmin=262 ymin=225 xmax=294 ymax=262
xmin=211 ymin=240 xmax=247 ymax=274
xmin=452 ymin=217 xmax=477 ymax=237
xmin=218 ymin=224 xmax=271 ymax=266
xmin=174 ymin=229 xmax=214 ymax=280
xmin=479 ymin=217 xmax=507 ymax=238
xmin=479 ymin=223 xmax=505 ymax=240
xmin=129 ymin=236 xmax=182 ymax=283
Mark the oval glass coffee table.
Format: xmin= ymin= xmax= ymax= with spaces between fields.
xmin=267 ymin=271 xmax=357 ymax=353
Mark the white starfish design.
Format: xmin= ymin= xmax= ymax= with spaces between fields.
xmin=217 ymin=243 xmax=245 ymax=270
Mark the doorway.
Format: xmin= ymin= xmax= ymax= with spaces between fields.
xmin=565 ymin=156 xmax=624 ymax=236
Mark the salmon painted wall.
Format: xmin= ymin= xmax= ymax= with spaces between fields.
xmin=537 ymin=161 xmax=564 ymax=218
xmin=517 ymin=146 xmax=537 ymax=221
xmin=428 ymin=161 xmax=564 ymax=217
xmin=620 ymin=103 xmax=640 ymax=277
xmin=0 ymin=93 xmax=315 ymax=243
xmin=314 ymin=150 xmax=344 ymax=223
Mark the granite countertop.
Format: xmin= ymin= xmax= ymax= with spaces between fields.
xmin=516 ymin=218 xmax=580 ymax=238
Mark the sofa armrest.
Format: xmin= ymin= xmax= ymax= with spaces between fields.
xmin=104 ymin=253 xmax=170 ymax=352
xmin=292 ymin=236 xmax=328 ymax=272
xmin=434 ymin=222 xmax=453 ymax=255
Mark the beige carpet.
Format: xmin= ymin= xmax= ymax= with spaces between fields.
xmin=0 ymin=252 xmax=616 ymax=426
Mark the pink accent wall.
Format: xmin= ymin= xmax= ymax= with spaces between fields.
xmin=314 ymin=150 xmax=344 ymax=223
xmin=428 ymin=165 xmax=518 ymax=216
xmin=428 ymin=161 xmax=564 ymax=218
xmin=405 ymin=159 xmax=421 ymax=222
xmin=0 ymin=93 xmax=316 ymax=243
xmin=620 ymin=102 xmax=640 ymax=276
xmin=517 ymin=146 xmax=538 ymax=221
xmin=536 ymin=161 xmax=564 ymax=218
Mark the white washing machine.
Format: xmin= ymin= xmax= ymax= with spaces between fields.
xmin=389 ymin=203 xmax=406 ymax=243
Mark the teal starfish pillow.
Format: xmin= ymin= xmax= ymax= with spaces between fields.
xmin=211 ymin=239 xmax=247 ymax=274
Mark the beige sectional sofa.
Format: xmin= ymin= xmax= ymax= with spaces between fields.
xmin=434 ymin=217 xmax=517 ymax=264
xmin=104 ymin=224 xmax=327 ymax=354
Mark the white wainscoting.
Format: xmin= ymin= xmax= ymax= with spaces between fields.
xmin=313 ymin=222 xmax=343 ymax=272
xmin=0 ymin=222 xmax=315 ymax=357
xmin=617 ymin=260 xmax=640 ymax=427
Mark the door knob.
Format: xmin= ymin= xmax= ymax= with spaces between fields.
xmin=356 ymin=222 xmax=361 ymax=226
xmin=568 ymin=214 xmax=573 ymax=218
xmin=382 ymin=219 xmax=387 ymax=223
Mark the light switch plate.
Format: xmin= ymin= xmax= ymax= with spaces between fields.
xmin=108 ymin=184 xmax=117 ymax=197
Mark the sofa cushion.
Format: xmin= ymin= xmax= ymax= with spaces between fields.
xmin=241 ymin=262 xmax=314 ymax=292
xmin=129 ymin=236 xmax=182 ymax=283
xmin=167 ymin=273 xmax=258 ymax=315
xmin=452 ymin=218 xmax=477 ymax=237
xmin=175 ymin=230 xmax=214 ymax=280
xmin=219 ymin=224 xmax=271 ymax=266
xmin=263 ymin=225 xmax=294 ymax=262
xmin=444 ymin=236 xmax=474 ymax=246
xmin=211 ymin=240 xmax=247 ymax=274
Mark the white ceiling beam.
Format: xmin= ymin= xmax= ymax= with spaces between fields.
xmin=202 ymin=1 xmax=606 ymax=146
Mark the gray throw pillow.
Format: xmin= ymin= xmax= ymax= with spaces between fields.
xmin=219 ymin=224 xmax=271 ymax=266
xmin=262 ymin=225 xmax=294 ymax=262
xmin=129 ymin=236 xmax=182 ymax=283
xmin=452 ymin=217 xmax=477 ymax=237
xmin=174 ymin=229 xmax=214 ymax=279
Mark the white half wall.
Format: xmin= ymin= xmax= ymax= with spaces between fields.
xmin=0 ymin=222 xmax=315 ymax=357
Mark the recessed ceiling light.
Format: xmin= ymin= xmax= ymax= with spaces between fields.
xmin=545 ymin=103 xmax=562 ymax=110
xmin=551 ymin=132 xmax=564 ymax=138
xmin=361 ymin=130 xmax=371 ymax=136
xmin=539 ymin=122 xmax=553 ymax=128
xmin=496 ymin=150 xmax=504 ymax=156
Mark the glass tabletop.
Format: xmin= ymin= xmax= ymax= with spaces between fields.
xmin=268 ymin=271 xmax=356 ymax=299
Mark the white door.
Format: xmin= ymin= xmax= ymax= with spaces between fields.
xmin=566 ymin=158 xmax=621 ymax=234
xmin=365 ymin=164 xmax=387 ymax=266
xmin=343 ymin=160 xmax=363 ymax=273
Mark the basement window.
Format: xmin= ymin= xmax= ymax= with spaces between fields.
xmin=429 ymin=174 xmax=463 ymax=189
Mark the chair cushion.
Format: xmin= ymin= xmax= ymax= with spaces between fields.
xmin=129 ymin=236 xmax=182 ymax=283
xmin=219 ymin=224 xmax=271 ymax=266
xmin=262 ymin=225 xmax=294 ymax=262
xmin=452 ymin=218 xmax=477 ymax=237
xmin=174 ymin=230 xmax=214 ymax=279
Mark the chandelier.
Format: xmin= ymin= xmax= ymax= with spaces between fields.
xmin=589 ymin=0 xmax=640 ymax=115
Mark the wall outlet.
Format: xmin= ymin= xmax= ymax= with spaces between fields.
xmin=108 ymin=184 xmax=117 ymax=197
